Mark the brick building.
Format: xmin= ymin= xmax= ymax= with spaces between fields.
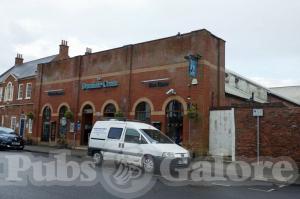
xmin=0 ymin=54 xmax=56 ymax=139
xmin=32 ymin=29 xmax=225 ymax=154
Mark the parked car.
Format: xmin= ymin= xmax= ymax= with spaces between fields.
xmin=0 ymin=126 xmax=25 ymax=150
xmin=88 ymin=120 xmax=190 ymax=172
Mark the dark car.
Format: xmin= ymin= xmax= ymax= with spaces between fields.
xmin=0 ymin=127 xmax=25 ymax=150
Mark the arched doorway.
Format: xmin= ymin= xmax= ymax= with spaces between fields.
xmin=103 ymin=103 xmax=116 ymax=118
xmin=81 ymin=105 xmax=93 ymax=145
xmin=58 ymin=106 xmax=68 ymax=138
xmin=41 ymin=106 xmax=51 ymax=142
xmin=165 ymin=100 xmax=183 ymax=145
xmin=135 ymin=102 xmax=151 ymax=123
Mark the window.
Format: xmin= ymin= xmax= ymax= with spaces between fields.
xmin=125 ymin=128 xmax=141 ymax=144
xmin=25 ymin=83 xmax=32 ymax=99
xmin=28 ymin=119 xmax=33 ymax=134
xmin=4 ymin=82 xmax=14 ymax=101
xmin=17 ymin=84 xmax=23 ymax=100
xmin=107 ymin=127 xmax=123 ymax=139
xmin=11 ymin=117 xmax=17 ymax=130
xmin=0 ymin=87 xmax=3 ymax=101
xmin=135 ymin=102 xmax=151 ymax=122
xmin=140 ymin=129 xmax=173 ymax=144
xmin=103 ymin=103 xmax=116 ymax=117
xmin=59 ymin=106 xmax=68 ymax=136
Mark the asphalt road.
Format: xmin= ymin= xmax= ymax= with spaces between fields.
xmin=0 ymin=151 xmax=299 ymax=199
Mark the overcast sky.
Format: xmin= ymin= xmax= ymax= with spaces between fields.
xmin=0 ymin=0 xmax=299 ymax=87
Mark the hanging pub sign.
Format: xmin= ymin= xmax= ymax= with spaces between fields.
xmin=82 ymin=80 xmax=119 ymax=90
xmin=185 ymin=54 xmax=200 ymax=78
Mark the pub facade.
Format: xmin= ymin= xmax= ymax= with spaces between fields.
xmin=2 ymin=29 xmax=226 ymax=154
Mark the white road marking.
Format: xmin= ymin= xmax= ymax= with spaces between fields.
xmin=278 ymin=184 xmax=287 ymax=188
xmin=248 ymin=188 xmax=275 ymax=192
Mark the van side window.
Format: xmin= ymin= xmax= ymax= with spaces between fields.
xmin=124 ymin=129 xmax=140 ymax=144
xmin=141 ymin=136 xmax=148 ymax=144
xmin=107 ymin=128 xmax=123 ymax=139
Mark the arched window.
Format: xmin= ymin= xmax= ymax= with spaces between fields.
xmin=58 ymin=106 xmax=68 ymax=136
xmin=41 ymin=106 xmax=51 ymax=142
xmin=5 ymin=82 xmax=14 ymax=101
xmin=103 ymin=103 xmax=116 ymax=117
xmin=43 ymin=106 xmax=51 ymax=122
xmin=135 ymin=102 xmax=151 ymax=122
xmin=165 ymin=100 xmax=183 ymax=144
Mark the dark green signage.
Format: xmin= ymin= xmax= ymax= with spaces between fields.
xmin=82 ymin=81 xmax=119 ymax=90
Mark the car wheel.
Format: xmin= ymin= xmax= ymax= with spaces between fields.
xmin=93 ymin=151 xmax=103 ymax=166
xmin=143 ymin=155 xmax=155 ymax=173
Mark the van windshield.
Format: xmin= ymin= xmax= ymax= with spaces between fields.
xmin=140 ymin=129 xmax=173 ymax=144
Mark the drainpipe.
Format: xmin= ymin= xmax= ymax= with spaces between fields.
xmin=127 ymin=45 xmax=133 ymax=118
xmin=75 ymin=56 xmax=83 ymax=119
xmin=35 ymin=63 xmax=44 ymax=143
xmin=217 ymin=39 xmax=221 ymax=106
xmin=74 ymin=56 xmax=83 ymax=147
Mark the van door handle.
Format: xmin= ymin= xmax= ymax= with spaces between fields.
xmin=119 ymin=143 xmax=122 ymax=148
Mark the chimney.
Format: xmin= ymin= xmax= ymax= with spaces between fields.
xmin=59 ymin=40 xmax=69 ymax=59
xmin=15 ymin=54 xmax=23 ymax=65
xmin=85 ymin=47 xmax=92 ymax=55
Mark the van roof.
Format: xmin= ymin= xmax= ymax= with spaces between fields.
xmin=94 ymin=120 xmax=157 ymax=130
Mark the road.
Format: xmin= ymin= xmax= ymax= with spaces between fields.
xmin=0 ymin=151 xmax=299 ymax=199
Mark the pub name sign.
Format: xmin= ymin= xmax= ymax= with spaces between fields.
xmin=82 ymin=81 xmax=119 ymax=90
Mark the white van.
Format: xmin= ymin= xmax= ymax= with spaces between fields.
xmin=88 ymin=120 xmax=190 ymax=172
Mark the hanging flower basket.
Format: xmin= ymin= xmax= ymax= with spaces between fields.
xmin=26 ymin=112 xmax=34 ymax=120
xmin=64 ymin=110 xmax=74 ymax=121
xmin=187 ymin=105 xmax=199 ymax=120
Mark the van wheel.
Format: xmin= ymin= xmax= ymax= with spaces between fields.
xmin=142 ymin=155 xmax=155 ymax=173
xmin=93 ymin=152 xmax=103 ymax=166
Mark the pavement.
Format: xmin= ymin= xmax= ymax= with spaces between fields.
xmin=24 ymin=144 xmax=87 ymax=158
xmin=23 ymin=144 xmax=300 ymax=185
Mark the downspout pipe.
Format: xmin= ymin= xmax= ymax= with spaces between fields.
xmin=217 ymin=39 xmax=221 ymax=107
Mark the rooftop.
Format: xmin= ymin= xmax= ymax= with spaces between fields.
xmin=0 ymin=55 xmax=56 ymax=82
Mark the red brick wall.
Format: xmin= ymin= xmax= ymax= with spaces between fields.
xmin=0 ymin=75 xmax=35 ymax=139
xmin=225 ymin=94 xmax=248 ymax=106
xmin=235 ymin=104 xmax=300 ymax=163
xmin=268 ymin=93 xmax=299 ymax=107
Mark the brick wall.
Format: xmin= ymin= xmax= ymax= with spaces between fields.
xmin=0 ymin=75 xmax=35 ymax=139
xmin=235 ymin=104 xmax=300 ymax=163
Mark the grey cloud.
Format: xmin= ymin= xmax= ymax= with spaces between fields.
xmin=0 ymin=0 xmax=299 ymax=87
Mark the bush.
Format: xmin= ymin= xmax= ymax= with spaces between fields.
xmin=115 ymin=111 xmax=124 ymax=118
